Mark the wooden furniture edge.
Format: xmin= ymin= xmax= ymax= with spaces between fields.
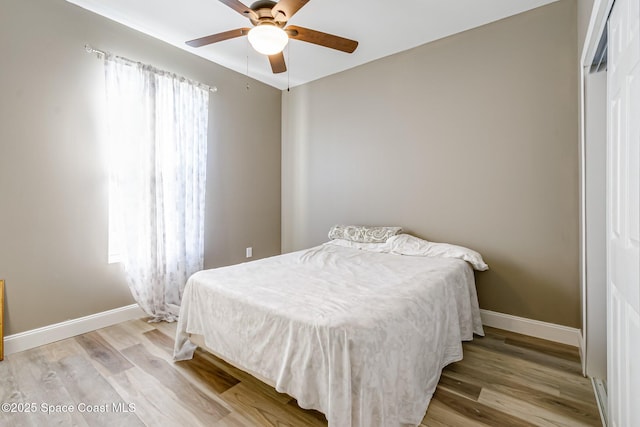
xmin=1 ymin=279 xmax=4 ymax=361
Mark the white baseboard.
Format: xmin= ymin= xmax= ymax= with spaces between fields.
xmin=4 ymin=304 xmax=145 ymax=356
xmin=480 ymin=309 xmax=582 ymax=347
xmin=578 ymin=331 xmax=586 ymax=376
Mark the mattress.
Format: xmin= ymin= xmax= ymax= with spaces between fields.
xmin=174 ymin=241 xmax=484 ymax=426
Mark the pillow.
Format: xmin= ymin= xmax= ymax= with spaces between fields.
xmin=328 ymin=224 xmax=403 ymax=243
xmin=325 ymin=238 xmax=393 ymax=253
xmin=388 ymin=234 xmax=489 ymax=271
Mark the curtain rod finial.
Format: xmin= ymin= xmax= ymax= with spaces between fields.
xmin=84 ymin=44 xmax=105 ymax=57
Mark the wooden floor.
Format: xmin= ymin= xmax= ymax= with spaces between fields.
xmin=0 ymin=320 xmax=601 ymax=427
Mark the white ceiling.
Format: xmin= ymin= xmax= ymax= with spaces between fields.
xmin=67 ymin=0 xmax=558 ymax=90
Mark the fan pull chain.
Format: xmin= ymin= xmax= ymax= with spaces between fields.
xmin=245 ymin=38 xmax=250 ymax=91
xmin=287 ymin=42 xmax=290 ymax=92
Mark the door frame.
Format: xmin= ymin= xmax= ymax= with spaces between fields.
xmin=579 ymin=3 xmax=616 ymax=425
xmin=579 ymin=0 xmax=615 ymax=376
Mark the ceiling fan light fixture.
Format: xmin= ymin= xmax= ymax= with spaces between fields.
xmin=248 ymin=24 xmax=289 ymax=55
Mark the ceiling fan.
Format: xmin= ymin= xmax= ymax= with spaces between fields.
xmin=186 ymin=0 xmax=359 ymax=74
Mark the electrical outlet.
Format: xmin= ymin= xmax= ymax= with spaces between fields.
xmin=246 ymin=247 xmax=253 ymax=258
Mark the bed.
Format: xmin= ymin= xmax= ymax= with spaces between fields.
xmin=174 ymin=231 xmax=487 ymax=427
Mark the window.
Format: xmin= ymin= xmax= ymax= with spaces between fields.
xmin=103 ymin=54 xmax=210 ymax=321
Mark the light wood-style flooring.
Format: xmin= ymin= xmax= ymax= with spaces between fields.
xmin=0 ymin=320 xmax=601 ymax=426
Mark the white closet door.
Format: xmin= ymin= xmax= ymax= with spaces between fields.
xmin=607 ymin=0 xmax=640 ymax=425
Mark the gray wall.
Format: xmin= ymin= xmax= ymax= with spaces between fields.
xmin=282 ymin=0 xmax=580 ymax=327
xmin=0 ymin=0 xmax=281 ymax=335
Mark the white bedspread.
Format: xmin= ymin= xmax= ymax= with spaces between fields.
xmin=174 ymin=243 xmax=484 ymax=427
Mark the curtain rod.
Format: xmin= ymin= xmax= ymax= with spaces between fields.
xmin=85 ymin=44 xmax=106 ymax=57
xmin=84 ymin=44 xmax=218 ymax=93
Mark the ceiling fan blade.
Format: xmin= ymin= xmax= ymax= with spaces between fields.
xmin=286 ymin=25 xmax=358 ymax=53
xmin=272 ymin=0 xmax=310 ymax=22
xmin=268 ymin=52 xmax=287 ymax=74
xmin=186 ymin=28 xmax=250 ymax=47
xmin=218 ymin=0 xmax=257 ymax=19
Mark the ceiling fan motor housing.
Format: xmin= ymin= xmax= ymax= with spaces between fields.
xmin=248 ymin=0 xmax=285 ymax=27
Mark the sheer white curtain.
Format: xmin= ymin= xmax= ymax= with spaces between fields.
xmin=104 ymin=55 xmax=209 ymax=322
